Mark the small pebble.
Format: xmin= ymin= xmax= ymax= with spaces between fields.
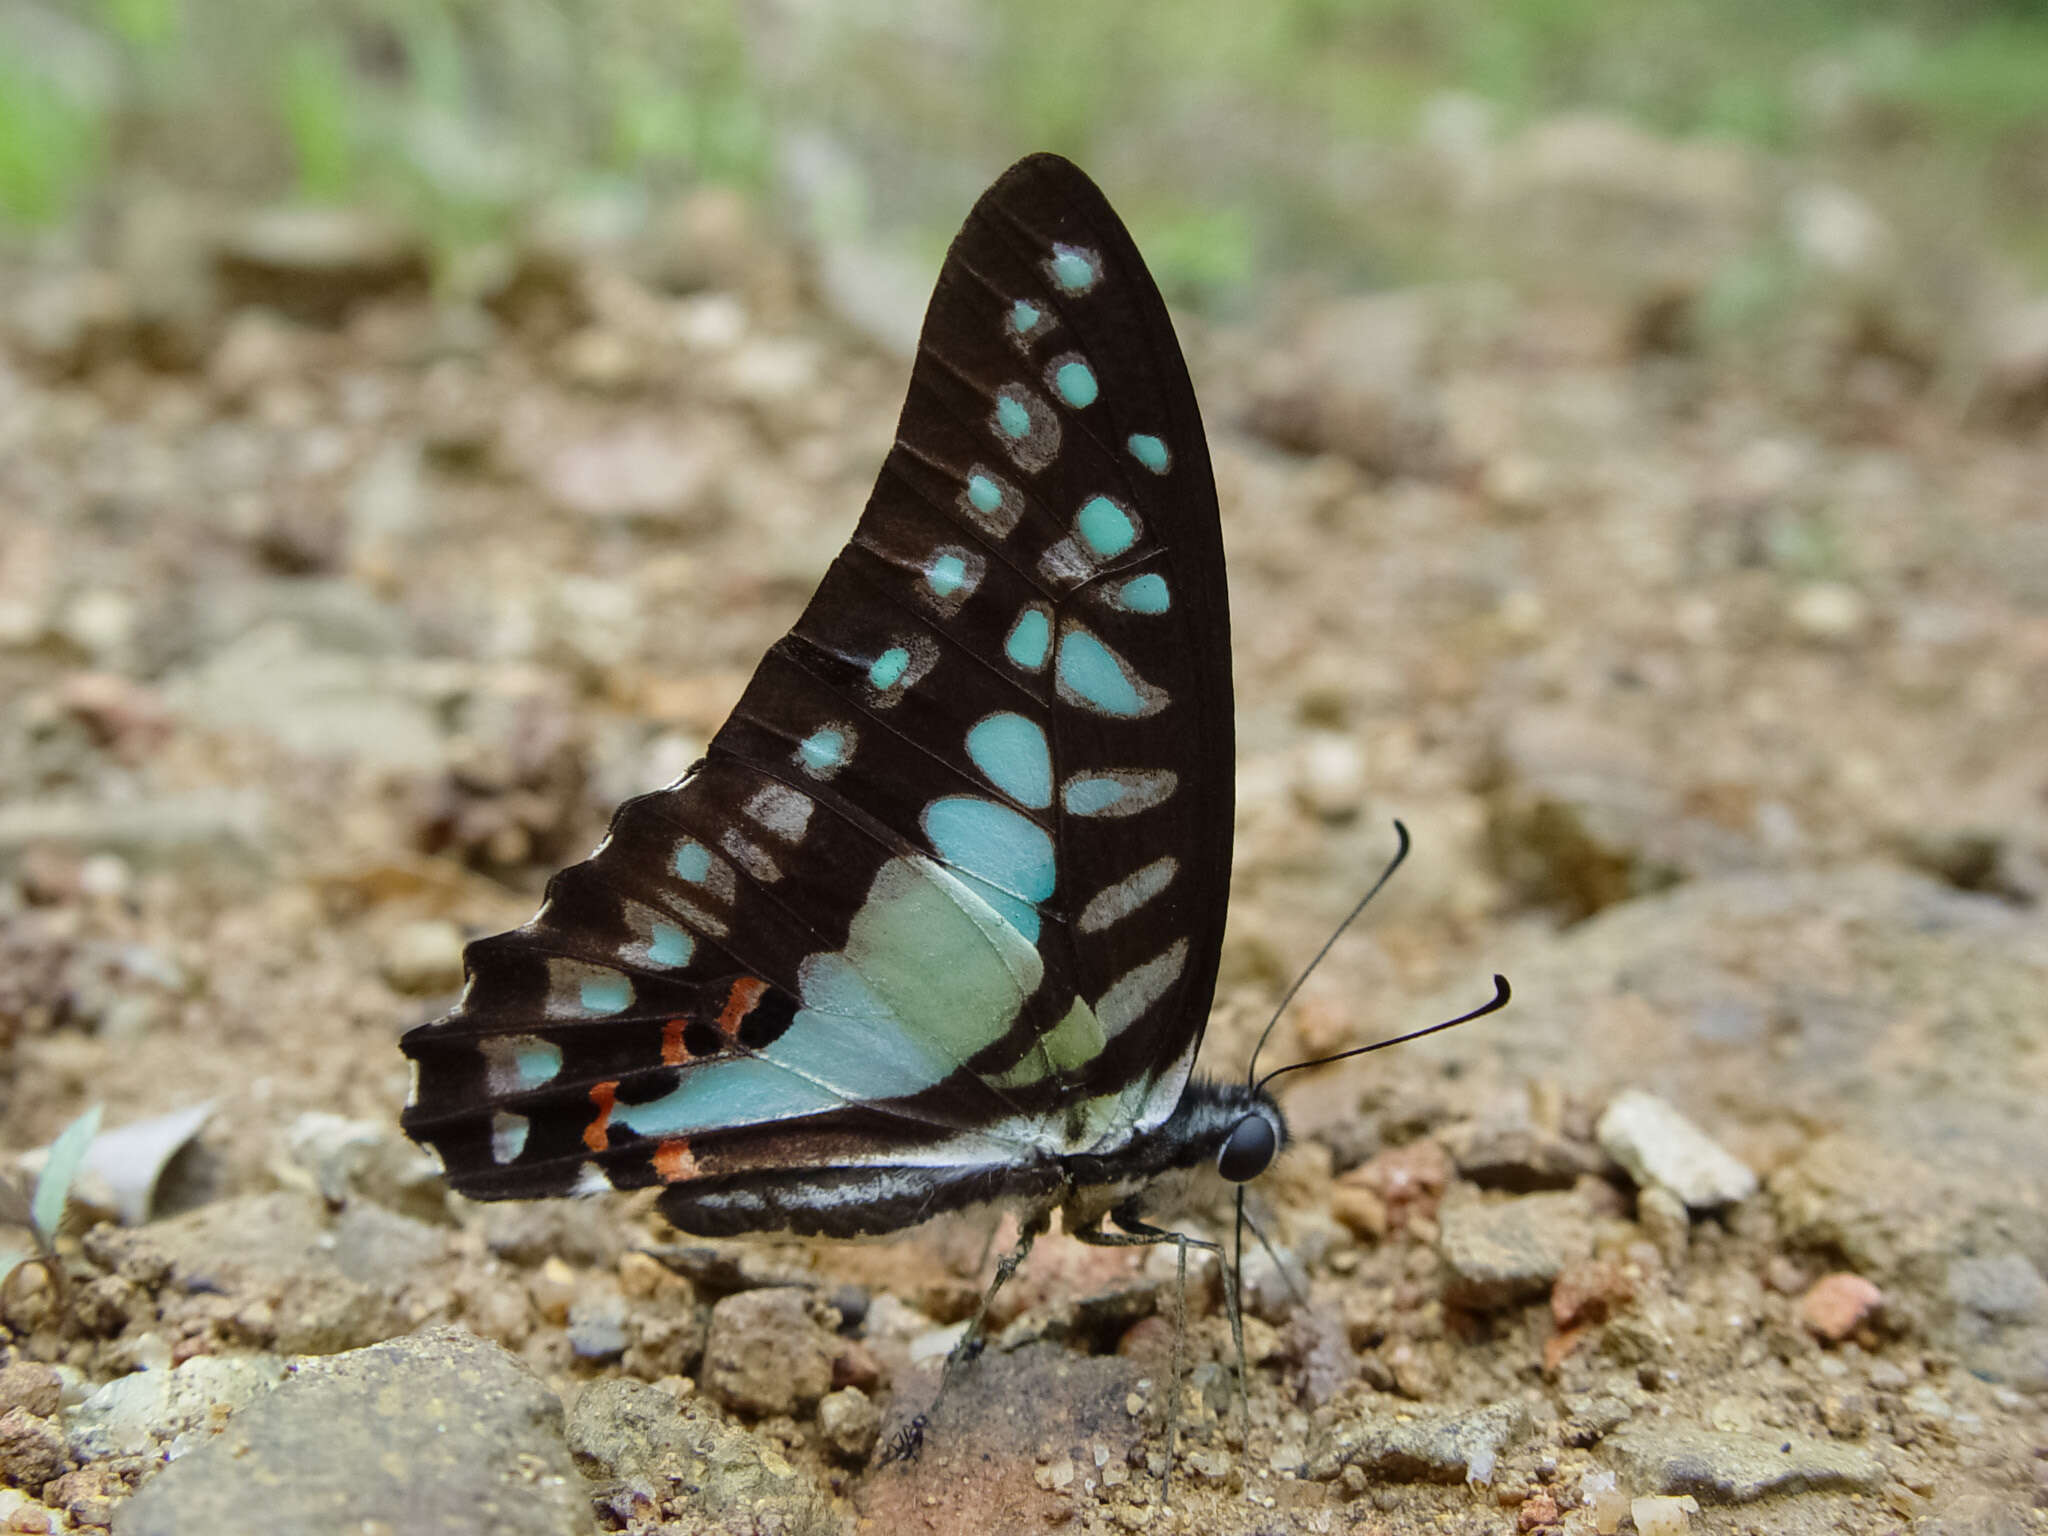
xmin=0 ymin=1363 xmax=62 ymax=1419
xmin=1631 ymin=1493 xmax=1698 ymax=1536
xmin=1551 ymin=1257 xmax=1635 ymax=1330
xmin=1637 ymin=1184 xmax=1690 ymax=1268
xmin=0 ymin=1407 xmax=68 ymax=1490
xmin=701 ymin=1288 xmax=836 ymax=1416
xmin=1787 ymin=581 xmax=1867 ymax=641
xmin=1331 ymin=1181 xmax=1389 ymax=1241
xmin=1596 ymin=1091 xmax=1757 ymax=1210
xmin=816 ymin=1386 xmax=879 ymax=1462
xmin=1801 ymin=1273 xmax=1883 ymax=1342
xmin=380 ymin=919 xmax=467 ymax=996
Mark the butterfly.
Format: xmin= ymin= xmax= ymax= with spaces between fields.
xmin=399 ymin=152 xmax=1508 ymax=1468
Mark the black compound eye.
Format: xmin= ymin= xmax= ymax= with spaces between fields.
xmin=1217 ymin=1113 xmax=1277 ymax=1183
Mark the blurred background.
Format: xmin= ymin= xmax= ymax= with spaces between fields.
xmin=3 ymin=5 xmax=2047 ymax=1531
xmin=6 ymin=0 xmax=2048 ymax=334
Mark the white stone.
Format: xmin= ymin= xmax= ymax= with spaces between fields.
xmin=1597 ymin=1090 xmax=1757 ymax=1209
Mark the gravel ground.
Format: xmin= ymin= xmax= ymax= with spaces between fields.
xmin=1 ymin=126 xmax=2045 ymax=1535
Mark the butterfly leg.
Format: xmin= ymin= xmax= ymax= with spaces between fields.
xmin=879 ymin=1205 xmax=1050 ymax=1467
xmin=1073 ymin=1204 xmax=1240 ymax=1507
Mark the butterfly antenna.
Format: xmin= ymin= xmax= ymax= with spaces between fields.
xmin=1246 ymin=820 xmax=1413 ymax=1087
xmin=1255 ymin=973 xmax=1512 ymax=1096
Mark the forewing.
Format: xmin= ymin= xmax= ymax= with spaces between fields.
xmin=400 ymin=154 xmax=1231 ymax=1213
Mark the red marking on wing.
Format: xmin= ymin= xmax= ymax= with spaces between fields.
xmin=653 ymin=1137 xmax=699 ymax=1182
xmin=661 ymin=1019 xmax=689 ymax=1065
xmin=585 ymin=1080 xmax=619 ymax=1153
xmin=718 ymin=977 xmax=770 ymax=1036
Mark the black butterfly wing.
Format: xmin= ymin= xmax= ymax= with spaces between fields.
xmin=400 ymin=155 xmax=1232 ymax=1235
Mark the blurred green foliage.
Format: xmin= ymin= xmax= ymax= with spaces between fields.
xmin=1 ymin=0 xmax=2044 ymax=287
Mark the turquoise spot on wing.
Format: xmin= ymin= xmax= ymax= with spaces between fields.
xmin=1051 ymin=245 xmax=1099 ymax=292
xmin=966 ymin=713 xmax=1052 ymax=809
xmin=924 ymin=796 xmax=1055 ymax=943
xmin=611 ymin=853 xmax=1048 ymax=1137
xmin=1005 ymin=608 xmax=1050 ymax=671
xmin=996 ymin=395 xmax=1031 ymax=439
xmin=1118 ymin=573 xmax=1170 ymax=613
xmin=1077 ymin=496 xmax=1136 ymax=558
xmin=1054 ymin=361 xmax=1098 ymax=408
xmin=1062 ymin=777 xmax=1127 ymax=815
xmin=1010 ymin=299 xmax=1041 ymax=333
xmin=615 ymin=1060 xmax=847 ymax=1138
xmin=1057 ymin=631 xmax=1148 ymax=717
xmin=580 ymin=974 xmax=632 ymax=1015
xmin=647 ymin=921 xmax=694 ymax=968
xmin=514 ymin=1041 xmax=561 ymax=1086
xmin=491 ymin=1112 xmax=528 ymax=1163
xmin=967 ymin=474 xmax=1003 ymax=515
xmin=869 ymin=647 xmax=910 ymax=690
xmin=1127 ymin=433 xmax=1169 ymax=473
xmin=673 ymin=842 xmax=711 ymax=882
xmin=798 ymin=728 xmax=848 ymax=775
xmin=483 ymin=1034 xmax=563 ymax=1094
xmin=927 ymin=554 xmax=968 ymax=598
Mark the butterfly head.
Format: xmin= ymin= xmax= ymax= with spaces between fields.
xmin=1215 ymin=1099 xmax=1283 ymax=1183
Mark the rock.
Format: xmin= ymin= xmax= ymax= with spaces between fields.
xmin=1438 ymin=1188 xmax=1594 ymax=1309
xmin=1604 ymin=1424 xmax=1884 ymax=1503
xmin=1307 ymin=1397 xmax=1527 ymax=1484
xmin=0 ymin=1363 xmax=60 ymax=1419
xmin=0 ymin=1406 xmax=67 ymax=1490
xmin=476 ymin=1200 xmax=625 ymax=1270
xmin=379 ymin=919 xmax=466 ymax=997
xmin=0 ymin=790 xmax=271 ymax=872
xmin=1551 ymin=1258 xmax=1636 ymax=1330
xmin=1785 ymin=183 xmax=1893 ymax=279
xmin=214 ymin=208 xmax=430 ymax=326
xmin=700 ymin=1287 xmax=837 ymax=1417
xmin=1561 ymin=1393 xmax=1635 ymax=1447
xmin=1331 ymin=1181 xmax=1389 ymax=1241
xmin=1974 ymin=294 xmax=2048 ymax=429
xmin=1346 ymin=1140 xmax=1454 ymax=1233
xmin=43 ymin=1462 xmax=134 ymax=1527
xmin=1490 ymin=114 xmax=1763 ymax=301
xmin=1439 ymin=1118 xmax=1606 ymax=1192
xmin=116 ymin=1328 xmax=586 ymax=1536
xmin=65 ymin=1354 xmax=286 ymax=1460
xmin=1800 ymin=1272 xmax=1883 ymax=1341
xmin=565 ymin=1377 xmax=837 ymax=1535
xmin=1596 ymin=1091 xmax=1757 ymax=1210
xmin=568 ymin=1288 xmax=630 ymax=1362
xmin=1944 ymin=1254 xmax=2048 ymax=1390
xmin=1787 ymin=580 xmax=1869 ymax=642
xmin=817 ymin=1385 xmax=880 ymax=1462
xmin=328 ymin=1202 xmax=449 ymax=1290
xmin=1631 ymin=1493 xmax=1700 ymax=1536
xmin=1482 ymin=710 xmax=1710 ymax=919
xmin=1293 ymin=731 xmax=1368 ymax=822
xmin=165 ymin=621 xmax=444 ymax=772
xmin=1637 ymin=1183 xmax=1691 ymax=1268
xmin=1281 ymin=1304 xmax=1359 ymax=1409
xmin=535 ymin=421 xmax=723 ymax=523
xmin=283 ymin=1112 xmax=447 ymax=1222
xmin=1244 ymin=290 xmax=1444 ymax=475
xmin=84 ymin=1191 xmax=408 ymax=1355
xmin=1947 ymin=1254 xmax=2048 ymax=1323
